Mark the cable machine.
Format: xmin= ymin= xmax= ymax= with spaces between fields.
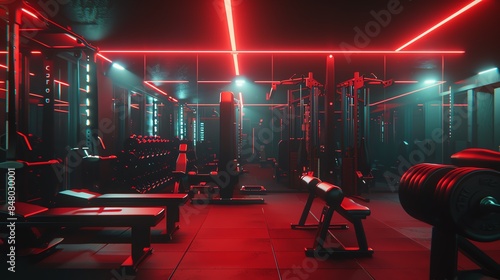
xmin=337 ymin=72 xmax=392 ymax=198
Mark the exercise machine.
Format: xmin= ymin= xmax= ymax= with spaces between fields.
xmin=189 ymin=92 xmax=264 ymax=204
xmin=337 ymin=72 xmax=392 ymax=199
xmin=268 ymin=72 xmax=323 ymax=187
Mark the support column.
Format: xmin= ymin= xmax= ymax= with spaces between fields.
xmin=5 ymin=2 xmax=22 ymax=160
xmin=18 ymin=51 xmax=30 ymax=134
xmin=85 ymin=52 xmax=100 ymax=155
xmin=322 ymin=55 xmax=335 ymax=181
xmin=68 ymin=52 xmax=81 ymax=148
xmin=494 ymin=88 xmax=500 ymax=151
xmin=467 ymin=89 xmax=476 ymax=147
xmin=42 ymin=53 xmax=55 ymax=158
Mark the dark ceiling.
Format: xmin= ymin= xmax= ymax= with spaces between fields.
xmin=17 ymin=0 xmax=500 ymax=103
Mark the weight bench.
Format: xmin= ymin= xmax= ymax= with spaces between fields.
xmin=293 ymin=175 xmax=374 ymax=258
xmin=58 ymin=189 xmax=189 ymax=240
xmin=1 ymin=202 xmax=164 ymax=270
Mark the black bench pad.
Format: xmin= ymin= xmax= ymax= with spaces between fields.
xmin=2 ymin=202 xmax=165 ymax=270
xmin=58 ymin=190 xmax=189 ymax=239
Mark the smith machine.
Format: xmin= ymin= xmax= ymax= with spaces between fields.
xmin=337 ymin=72 xmax=392 ymax=199
xmin=269 ymin=72 xmax=323 ymax=188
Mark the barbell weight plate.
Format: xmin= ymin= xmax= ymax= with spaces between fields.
xmin=414 ymin=164 xmax=456 ymax=223
xmin=400 ymin=164 xmax=434 ymax=220
xmin=399 ymin=164 xmax=432 ymax=216
xmin=447 ymin=168 xmax=500 ymax=242
xmin=432 ymin=167 xmax=475 ymax=226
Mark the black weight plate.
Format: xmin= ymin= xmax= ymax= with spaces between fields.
xmin=399 ymin=164 xmax=426 ymax=207
xmin=439 ymin=167 xmax=478 ymax=209
xmin=399 ymin=164 xmax=434 ymax=217
xmin=449 ymin=168 xmax=500 ymax=242
xmin=416 ymin=164 xmax=456 ymax=222
xmin=432 ymin=167 xmax=475 ymax=226
xmin=405 ymin=164 xmax=439 ymax=221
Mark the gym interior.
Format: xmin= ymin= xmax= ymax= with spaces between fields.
xmin=1 ymin=1 xmax=500 ymax=279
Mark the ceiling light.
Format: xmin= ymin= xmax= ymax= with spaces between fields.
xmin=235 ymin=78 xmax=245 ymax=87
xmin=112 ymin=63 xmax=125 ymax=70
xmin=478 ymin=67 xmax=497 ymax=75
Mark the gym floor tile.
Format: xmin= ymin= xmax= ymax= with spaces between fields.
xmin=188 ymin=237 xmax=272 ymax=252
xmin=177 ymin=251 xmax=277 ymax=269
xmin=267 ymin=228 xmax=317 ymax=239
xmin=367 ymin=268 xmax=430 ymax=280
xmin=270 ymin=238 xmax=312 ymax=252
xmin=170 ymin=268 xmax=280 ymax=280
xmin=365 ymin=237 xmax=428 ymax=252
xmin=279 ymin=268 xmax=374 ymax=280
xmin=134 ymin=268 xmax=174 ymax=279
xmin=356 ymin=250 xmax=430 ymax=269
xmin=195 ymin=227 xmax=270 ymax=239
xmin=135 ymin=251 xmax=185 ymax=269
xmin=274 ymin=251 xmax=362 ymax=269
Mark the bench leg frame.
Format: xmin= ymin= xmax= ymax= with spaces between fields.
xmin=122 ymin=226 xmax=153 ymax=272
xmin=305 ymin=205 xmax=373 ymax=258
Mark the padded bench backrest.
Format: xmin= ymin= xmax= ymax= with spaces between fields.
xmin=315 ymin=182 xmax=344 ymax=207
xmin=176 ymin=143 xmax=188 ymax=172
xmin=300 ymin=175 xmax=321 ymax=193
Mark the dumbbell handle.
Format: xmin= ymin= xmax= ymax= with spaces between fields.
xmin=480 ymin=196 xmax=500 ymax=213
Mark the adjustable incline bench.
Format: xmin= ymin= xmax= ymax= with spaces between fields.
xmin=1 ymin=202 xmax=164 ymax=270
xmin=292 ymin=175 xmax=374 ymax=258
xmin=57 ymin=189 xmax=189 ymax=240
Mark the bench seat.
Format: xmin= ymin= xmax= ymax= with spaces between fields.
xmin=1 ymin=202 xmax=165 ymax=270
xmin=58 ymin=190 xmax=189 ymax=240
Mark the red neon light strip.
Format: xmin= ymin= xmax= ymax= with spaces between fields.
xmin=97 ymin=53 xmax=113 ymax=63
xmin=64 ymin=34 xmax=77 ymax=41
xmin=29 ymin=93 xmax=44 ymax=98
xmin=396 ymin=0 xmax=482 ymax=51
xmin=197 ymin=80 xmax=232 ymax=84
xmin=394 ymin=80 xmax=419 ymax=84
xmin=224 ymin=0 xmax=239 ymax=75
xmin=21 ymin=8 xmax=39 ymax=19
xmin=99 ymin=50 xmax=464 ymax=55
xmin=17 ymin=132 xmax=33 ymax=150
xmin=55 ymin=80 xmax=70 ymax=87
xmin=144 ymin=80 xmax=190 ymax=84
xmin=144 ymin=81 xmax=170 ymax=98
xmin=369 ymin=81 xmax=446 ymax=106
xmin=255 ymin=80 xmax=281 ymax=84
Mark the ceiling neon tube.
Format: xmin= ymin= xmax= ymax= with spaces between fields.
xmin=224 ymin=0 xmax=240 ymax=75
xmin=144 ymin=81 xmax=174 ymax=100
xmin=144 ymin=80 xmax=190 ymax=84
xmin=369 ymin=81 xmax=446 ymax=106
xmin=99 ymin=50 xmax=464 ymax=55
xmin=395 ymin=0 xmax=483 ymax=51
